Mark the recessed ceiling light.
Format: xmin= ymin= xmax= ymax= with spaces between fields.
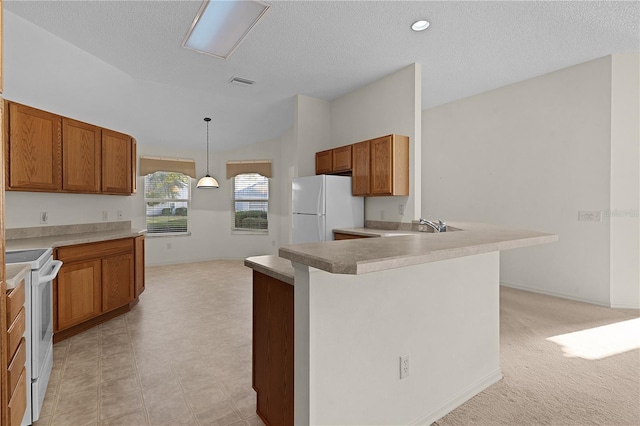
xmin=183 ymin=0 xmax=271 ymax=60
xmin=411 ymin=20 xmax=430 ymax=32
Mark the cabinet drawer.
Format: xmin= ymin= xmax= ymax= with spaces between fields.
xmin=8 ymin=367 xmax=27 ymax=426
xmin=7 ymin=307 xmax=26 ymax=363
xmin=7 ymin=279 xmax=25 ymax=325
xmin=57 ymin=238 xmax=134 ymax=262
xmin=7 ymin=338 xmax=26 ymax=397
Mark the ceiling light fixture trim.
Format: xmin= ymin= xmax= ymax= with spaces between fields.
xmin=197 ymin=117 xmax=220 ymax=189
xmin=411 ymin=20 xmax=430 ymax=32
xmin=229 ymin=76 xmax=255 ymax=86
xmin=183 ymin=0 xmax=271 ymax=60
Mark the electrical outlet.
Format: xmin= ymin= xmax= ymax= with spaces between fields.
xmin=117 ymin=210 xmax=123 ymax=220
xmin=40 ymin=212 xmax=48 ymax=224
xmin=399 ymin=204 xmax=405 ymax=215
xmin=380 ymin=210 xmax=385 ymax=220
xmin=272 ymin=240 xmax=276 ymax=246
xmin=400 ymin=354 xmax=410 ymax=379
xmin=102 ymin=210 xmax=108 ymax=221
xmin=578 ymin=211 xmax=601 ymax=222
xmin=166 ymin=243 xmax=172 ymax=249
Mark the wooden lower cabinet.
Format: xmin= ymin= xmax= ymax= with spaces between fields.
xmin=5 ymin=279 xmax=27 ymax=426
xmin=333 ymin=232 xmax=373 ymax=240
xmin=54 ymin=237 xmax=143 ymax=340
xmin=56 ymin=259 xmax=101 ymax=331
xmin=252 ymin=271 xmax=294 ymax=426
xmin=102 ymin=253 xmax=134 ymax=313
xmin=7 ymin=368 xmax=26 ymax=426
xmin=134 ymin=235 xmax=145 ymax=297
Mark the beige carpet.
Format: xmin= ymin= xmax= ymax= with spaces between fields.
xmin=435 ymin=287 xmax=640 ymax=426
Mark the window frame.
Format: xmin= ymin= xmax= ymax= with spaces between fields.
xmin=144 ymin=171 xmax=192 ymax=237
xmin=231 ymin=173 xmax=269 ymax=235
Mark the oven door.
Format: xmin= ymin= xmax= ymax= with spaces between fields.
xmin=32 ymin=258 xmax=61 ymax=376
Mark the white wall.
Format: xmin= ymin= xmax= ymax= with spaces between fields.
xmin=609 ymin=53 xmax=640 ymax=309
xmin=423 ymin=55 xmax=639 ymax=308
xmin=294 ymin=95 xmax=332 ymax=178
xmin=331 ymin=64 xmax=422 ymax=222
xmin=294 ymin=252 xmax=501 ymax=425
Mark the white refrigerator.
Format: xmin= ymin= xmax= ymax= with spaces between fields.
xmin=292 ymin=175 xmax=364 ymax=244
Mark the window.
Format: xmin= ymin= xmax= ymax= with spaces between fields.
xmin=233 ymin=173 xmax=268 ymax=233
xmin=144 ymin=171 xmax=191 ymax=235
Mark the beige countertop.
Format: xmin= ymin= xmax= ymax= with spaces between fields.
xmin=6 ymin=264 xmax=30 ymax=291
xmin=5 ymin=228 xmax=146 ymax=251
xmin=245 ymin=255 xmax=294 ymax=285
xmin=280 ymin=221 xmax=558 ymax=275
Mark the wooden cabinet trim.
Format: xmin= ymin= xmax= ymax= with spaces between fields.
xmin=6 ymin=338 xmax=25 ymax=398
xmin=6 ymin=307 xmax=25 ymax=363
xmin=56 ymin=238 xmax=133 ymax=263
xmin=7 ymin=367 xmax=27 ymax=426
xmin=6 ymin=279 xmax=24 ymax=326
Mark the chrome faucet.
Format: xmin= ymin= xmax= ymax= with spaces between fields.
xmin=419 ymin=218 xmax=447 ymax=232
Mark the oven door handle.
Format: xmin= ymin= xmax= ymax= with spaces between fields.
xmin=37 ymin=260 xmax=63 ymax=285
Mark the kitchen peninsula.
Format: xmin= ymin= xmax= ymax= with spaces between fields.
xmin=247 ymin=221 xmax=557 ymax=425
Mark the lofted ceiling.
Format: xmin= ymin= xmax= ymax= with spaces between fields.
xmin=4 ymin=0 xmax=639 ymax=152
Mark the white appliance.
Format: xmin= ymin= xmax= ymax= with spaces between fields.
xmin=292 ymin=175 xmax=364 ymax=243
xmin=6 ymin=248 xmax=62 ymax=425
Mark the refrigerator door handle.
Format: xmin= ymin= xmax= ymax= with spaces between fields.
xmin=318 ymin=214 xmax=324 ymax=241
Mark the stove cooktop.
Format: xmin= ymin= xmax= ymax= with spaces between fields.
xmin=6 ymin=248 xmax=50 ymax=264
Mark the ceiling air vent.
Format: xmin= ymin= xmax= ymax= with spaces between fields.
xmin=229 ymin=76 xmax=255 ymax=86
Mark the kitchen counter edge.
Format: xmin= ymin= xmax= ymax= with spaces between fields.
xmin=5 ymin=228 xmax=147 ymax=251
xmin=280 ymin=221 xmax=558 ymax=275
xmin=5 ymin=264 xmax=31 ymax=291
xmin=245 ymin=255 xmax=294 ymax=285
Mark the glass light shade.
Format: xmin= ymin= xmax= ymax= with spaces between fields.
xmin=411 ymin=20 xmax=430 ymax=31
xmin=196 ymin=175 xmax=220 ymax=188
xmin=183 ymin=0 xmax=271 ymax=59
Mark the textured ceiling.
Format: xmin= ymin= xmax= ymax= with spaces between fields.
xmin=4 ymin=0 xmax=640 ymax=151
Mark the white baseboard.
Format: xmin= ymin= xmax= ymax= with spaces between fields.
xmin=410 ymin=368 xmax=503 ymax=426
xmin=499 ymin=282 xmax=612 ymax=308
xmin=610 ymin=302 xmax=640 ymax=310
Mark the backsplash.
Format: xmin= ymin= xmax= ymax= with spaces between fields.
xmin=6 ymin=221 xmax=132 ymax=240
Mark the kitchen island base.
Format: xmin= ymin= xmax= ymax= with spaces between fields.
xmin=293 ymin=251 xmax=502 ymax=425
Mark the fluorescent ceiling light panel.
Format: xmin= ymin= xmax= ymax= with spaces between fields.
xmin=183 ymin=0 xmax=270 ymax=60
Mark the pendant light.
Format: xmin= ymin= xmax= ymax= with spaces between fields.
xmin=197 ymin=117 xmax=220 ymax=189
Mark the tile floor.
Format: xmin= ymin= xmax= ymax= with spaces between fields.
xmin=34 ymin=260 xmax=266 ymax=426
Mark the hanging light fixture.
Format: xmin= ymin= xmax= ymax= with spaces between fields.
xmin=197 ymin=117 xmax=220 ymax=189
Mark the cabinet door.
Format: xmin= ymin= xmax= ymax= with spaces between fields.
xmin=315 ymin=150 xmax=332 ymax=175
xmin=370 ymin=135 xmax=394 ymax=195
xmin=102 ymin=253 xmax=134 ymax=312
xmin=7 ymin=102 xmax=62 ymax=191
xmin=62 ymin=118 xmax=101 ymax=192
xmin=56 ymin=259 xmax=101 ymax=331
xmin=101 ymin=129 xmax=132 ymax=194
xmin=131 ymin=137 xmax=137 ymax=194
xmin=351 ymin=140 xmax=370 ymax=196
xmin=332 ymin=145 xmax=352 ymax=173
xmin=134 ymin=235 xmax=145 ymax=297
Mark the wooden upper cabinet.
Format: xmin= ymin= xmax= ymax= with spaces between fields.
xmin=370 ymin=134 xmax=409 ymax=196
xmin=315 ymin=150 xmax=332 ymax=175
xmin=101 ymin=129 xmax=132 ymax=194
xmin=352 ymin=134 xmax=409 ymax=196
xmin=332 ymin=145 xmax=352 ymax=173
xmin=62 ymin=118 xmax=101 ymax=193
xmin=4 ymin=100 xmax=136 ymax=195
xmin=315 ymin=145 xmax=353 ymax=175
xmin=352 ymin=140 xmax=371 ymax=196
xmin=6 ymin=102 xmax=62 ymax=191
